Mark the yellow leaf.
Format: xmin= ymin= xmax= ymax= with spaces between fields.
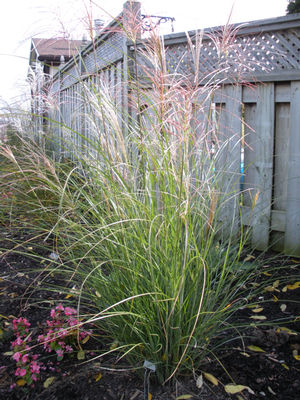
xmin=43 ymin=377 xmax=55 ymax=388
xmin=282 ymin=363 xmax=289 ymax=370
xmin=273 ymin=280 xmax=280 ymax=288
xmin=263 ymin=272 xmax=272 ymax=276
xmin=161 ymin=353 xmax=167 ymax=361
xmin=225 ymin=384 xmax=254 ymax=395
xmin=148 ymin=393 xmax=152 ymax=400
xmin=17 ymin=379 xmax=26 ymax=387
xmin=81 ymin=335 xmax=90 ymax=344
xmin=282 ymin=286 xmax=288 ymax=292
xmin=287 ymin=282 xmax=300 ymax=290
xmin=240 ymin=352 xmax=250 ymax=357
xmin=272 ymin=295 xmax=279 ymax=302
xmin=247 ymin=345 xmax=265 ymax=353
xmin=77 ymin=350 xmax=85 ymax=360
xmin=3 ymin=351 xmax=14 ymax=356
xmin=264 ymin=286 xmax=275 ymax=292
xmin=252 ymin=308 xmax=263 ymax=313
xmin=176 ymin=395 xmax=193 ymax=400
xmin=276 ymin=327 xmax=297 ymax=335
xmin=203 ymin=372 xmax=218 ymax=386
xmin=65 ymin=294 xmax=73 ymax=299
xmin=250 ymin=315 xmax=267 ymax=320
xmin=95 ymin=291 xmax=101 ymax=298
xmin=244 ymin=254 xmax=255 ymax=262
xmin=27 ymin=247 xmax=33 ymax=250
xmin=94 ymin=372 xmax=102 ymax=382
xmin=293 ymin=350 xmax=300 ymax=361
xmin=0 ymin=328 xmax=3 ymax=339
xmin=0 ymin=313 xmax=8 ymax=319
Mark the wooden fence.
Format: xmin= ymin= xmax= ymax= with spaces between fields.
xmin=39 ymin=2 xmax=300 ymax=255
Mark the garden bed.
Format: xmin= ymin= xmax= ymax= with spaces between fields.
xmin=0 ymin=228 xmax=299 ymax=400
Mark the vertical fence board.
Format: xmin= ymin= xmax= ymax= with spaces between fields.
xmin=251 ymin=83 xmax=275 ymax=250
xmin=243 ymin=102 xmax=257 ymax=208
xmin=216 ymin=85 xmax=242 ymax=235
xmin=284 ymin=81 xmax=300 ymax=255
xmin=273 ymin=102 xmax=290 ymax=211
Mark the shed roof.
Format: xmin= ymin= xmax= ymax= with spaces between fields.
xmin=32 ymin=38 xmax=84 ymax=61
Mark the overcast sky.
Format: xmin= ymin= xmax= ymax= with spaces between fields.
xmin=0 ymin=0 xmax=288 ymax=106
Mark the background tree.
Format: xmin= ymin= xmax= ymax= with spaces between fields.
xmin=286 ymin=0 xmax=300 ymax=14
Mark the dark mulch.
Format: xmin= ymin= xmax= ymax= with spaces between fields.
xmin=0 ymin=228 xmax=299 ymax=400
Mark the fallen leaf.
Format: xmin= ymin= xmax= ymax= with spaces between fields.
xmin=77 ymin=350 xmax=85 ymax=360
xmin=273 ymin=280 xmax=280 ymax=288
xmin=65 ymin=294 xmax=73 ymax=299
xmin=244 ymin=254 xmax=255 ymax=262
xmin=225 ymin=384 xmax=254 ymax=395
xmin=8 ymin=293 xmax=18 ymax=298
xmin=247 ymin=345 xmax=265 ymax=353
xmin=263 ymin=272 xmax=272 ymax=276
xmin=287 ymin=282 xmax=300 ymax=290
xmin=282 ymin=286 xmax=288 ymax=293
xmin=43 ymin=377 xmax=55 ymax=388
xmin=250 ymin=315 xmax=267 ymax=320
xmin=176 ymin=395 xmax=193 ymax=400
xmin=3 ymin=351 xmax=14 ymax=356
xmin=272 ymin=295 xmax=279 ymax=302
xmin=94 ymin=372 xmax=102 ymax=382
xmin=203 ymin=372 xmax=218 ymax=386
xmin=240 ymin=352 xmax=250 ymax=357
xmin=276 ymin=327 xmax=297 ymax=335
xmin=293 ymin=350 xmax=300 ymax=361
xmin=148 ymin=394 xmax=152 ymax=400
xmin=280 ymin=304 xmax=287 ymax=312
xmin=252 ymin=308 xmax=264 ymax=313
xmin=196 ymin=374 xmax=203 ymax=389
xmin=17 ymin=379 xmax=26 ymax=387
xmin=81 ymin=335 xmax=90 ymax=344
xmin=282 ymin=363 xmax=289 ymax=370
xmin=268 ymin=386 xmax=276 ymax=395
xmin=264 ymin=286 xmax=275 ymax=292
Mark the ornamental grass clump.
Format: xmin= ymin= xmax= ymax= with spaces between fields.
xmin=0 ymin=10 xmax=274 ymax=384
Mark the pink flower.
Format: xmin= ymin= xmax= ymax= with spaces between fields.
xmin=56 ymin=349 xmax=64 ymax=358
xmin=15 ymin=368 xmax=27 ymax=377
xmin=37 ymin=334 xmax=44 ymax=342
xmin=50 ymin=309 xmax=56 ymax=318
xmin=64 ymin=307 xmax=76 ymax=316
xmin=32 ymin=373 xmax=37 ymax=381
xmin=65 ymin=345 xmax=73 ymax=353
xmin=22 ymin=354 xmax=29 ymax=363
xmin=56 ymin=303 xmax=64 ymax=311
xmin=12 ymin=336 xmax=23 ymax=346
xmin=13 ymin=352 xmax=22 ymax=362
xmin=30 ymin=361 xmax=40 ymax=374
